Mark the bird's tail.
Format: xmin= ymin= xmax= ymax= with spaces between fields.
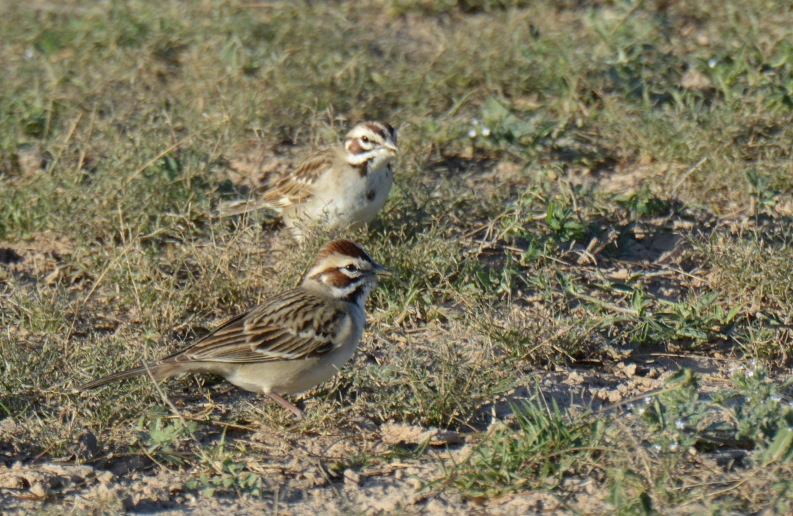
xmin=216 ymin=199 xmax=273 ymax=217
xmin=75 ymin=363 xmax=177 ymax=392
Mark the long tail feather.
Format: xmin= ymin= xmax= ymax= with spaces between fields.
xmin=76 ymin=363 xmax=171 ymax=392
xmin=217 ymin=199 xmax=272 ymax=217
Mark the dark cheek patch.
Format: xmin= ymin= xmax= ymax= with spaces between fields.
xmin=347 ymin=139 xmax=364 ymax=155
xmin=323 ymin=270 xmax=353 ymax=288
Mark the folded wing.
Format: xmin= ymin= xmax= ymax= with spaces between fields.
xmin=218 ymin=147 xmax=335 ymax=216
xmin=166 ymin=290 xmax=346 ymax=364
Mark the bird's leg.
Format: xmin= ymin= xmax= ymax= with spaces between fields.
xmin=265 ymin=391 xmax=303 ymax=420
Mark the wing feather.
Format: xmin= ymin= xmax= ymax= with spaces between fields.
xmin=165 ymin=289 xmax=345 ymax=364
xmin=217 ymin=147 xmax=336 ymax=216
xmin=258 ymin=148 xmax=335 ymax=207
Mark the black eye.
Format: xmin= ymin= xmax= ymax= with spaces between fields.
xmin=361 ymin=136 xmax=369 ymax=143
xmin=344 ymin=264 xmax=358 ymax=272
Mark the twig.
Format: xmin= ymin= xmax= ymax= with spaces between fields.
xmin=179 ymin=416 xmax=258 ymax=433
xmin=393 ymin=287 xmax=422 ymax=327
xmin=113 ymin=131 xmax=201 ymax=195
xmin=63 ymin=236 xmax=139 ymax=353
xmin=672 ymin=157 xmax=708 ymax=193
xmin=31 ymin=442 xmax=58 ymax=463
xmin=48 ymin=112 xmax=83 ymax=173
xmin=446 ymin=88 xmax=479 ymax=118
xmin=142 ymin=360 xmax=225 ymax=475
xmin=520 ymin=325 xmax=572 ymax=360
xmin=137 ymin=442 xmax=169 ymax=471
xmin=566 ymin=290 xmax=639 ymax=315
xmin=609 ymin=0 xmax=646 ymax=37
xmin=81 ymin=238 xmax=138 ymax=306
xmin=72 ymin=107 xmax=96 ymax=179
xmin=657 ymin=263 xmax=713 ymax=285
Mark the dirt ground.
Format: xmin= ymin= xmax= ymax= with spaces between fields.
xmin=0 ymin=344 xmax=745 ymax=514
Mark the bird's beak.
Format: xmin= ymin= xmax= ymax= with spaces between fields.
xmin=373 ymin=263 xmax=392 ymax=277
xmin=383 ymin=142 xmax=399 ymax=155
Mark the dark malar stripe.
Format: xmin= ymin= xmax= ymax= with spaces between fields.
xmin=341 ymin=282 xmax=368 ymax=304
xmin=355 ymin=160 xmax=370 ymax=177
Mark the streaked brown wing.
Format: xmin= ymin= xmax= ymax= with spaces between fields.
xmin=166 ymin=289 xmax=346 ymax=364
xmin=258 ymin=147 xmax=335 ymax=207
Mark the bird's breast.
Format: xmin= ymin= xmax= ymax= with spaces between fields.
xmin=307 ymin=162 xmax=393 ymax=227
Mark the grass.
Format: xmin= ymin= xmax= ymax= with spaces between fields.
xmin=2 ymin=0 xmax=793 ymax=513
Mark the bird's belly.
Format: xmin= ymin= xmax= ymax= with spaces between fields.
xmin=305 ymin=168 xmax=392 ymax=228
xmin=225 ymin=343 xmax=358 ymax=396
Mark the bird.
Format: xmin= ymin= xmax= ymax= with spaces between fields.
xmin=218 ymin=121 xmax=399 ymax=242
xmin=76 ymin=240 xmax=391 ymax=420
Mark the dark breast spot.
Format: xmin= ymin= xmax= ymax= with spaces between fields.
xmin=366 ymin=189 xmax=376 ymax=201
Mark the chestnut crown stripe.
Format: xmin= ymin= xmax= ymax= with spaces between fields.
xmin=314 ymin=240 xmax=374 ymax=264
xmin=362 ymin=121 xmax=396 ymax=143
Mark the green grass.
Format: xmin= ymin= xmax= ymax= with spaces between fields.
xmin=2 ymin=0 xmax=793 ymax=513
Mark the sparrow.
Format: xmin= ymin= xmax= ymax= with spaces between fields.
xmin=218 ymin=121 xmax=399 ymax=242
xmin=76 ymin=240 xmax=391 ymax=419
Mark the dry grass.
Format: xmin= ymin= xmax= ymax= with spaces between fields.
xmin=2 ymin=0 xmax=793 ymax=513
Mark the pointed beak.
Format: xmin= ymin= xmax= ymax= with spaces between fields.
xmin=373 ymin=263 xmax=392 ymax=277
xmin=383 ymin=142 xmax=399 ymax=155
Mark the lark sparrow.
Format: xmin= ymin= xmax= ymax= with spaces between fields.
xmin=76 ymin=240 xmax=391 ymax=419
xmin=219 ymin=121 xmax=399 ymax=242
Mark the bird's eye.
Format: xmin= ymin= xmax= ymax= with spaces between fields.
xmin=361 ymin=136 xmax=369 ymax=143
xmin=344 ymin=264 xmax=359 ymax=272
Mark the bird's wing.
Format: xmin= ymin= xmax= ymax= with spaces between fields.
xmin=217 ymin=147 xmax=336 ymax=216
xmin=257 ymin=147 xmax=336 ymax=208
xmin=165 ymin=289 xmax=347 ymax=364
